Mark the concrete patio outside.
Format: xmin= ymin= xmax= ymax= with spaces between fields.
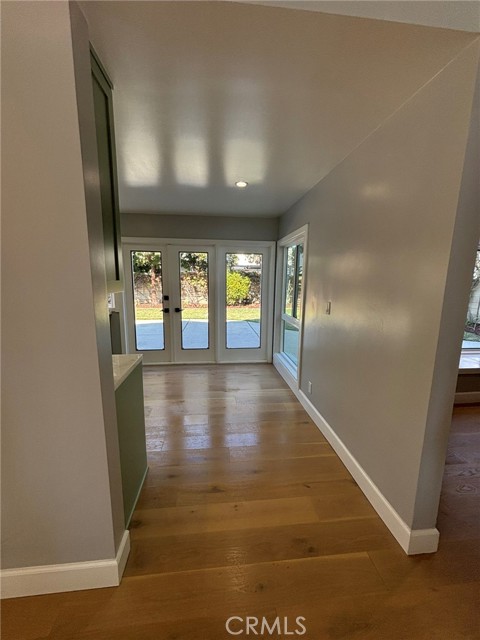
xmin=134 ymin=320 xmax=299 ymax=364
xmin=135 ymin=319 xmax=261 ymax=350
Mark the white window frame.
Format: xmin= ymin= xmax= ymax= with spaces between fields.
xmin=461 ymin=244 xmax=480 ymax=358
xmin=273 ymin=225 xmax=308 ymax=387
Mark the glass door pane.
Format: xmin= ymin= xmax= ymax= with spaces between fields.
xmin=179 ymin=252 xmax=209 ymax=350
xmin=131 ymin=251 xmax=165 ymax=351
xmin=225 ymin=253 xmax=262 ymax=349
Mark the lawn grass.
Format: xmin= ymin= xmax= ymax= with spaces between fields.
xmin=135 ymin=306 xmax=260 ymax=321
xmin=464 ymin=332 xmax=480 ymax=342
xmin=226 ymin=307 xmax=260 ymax=321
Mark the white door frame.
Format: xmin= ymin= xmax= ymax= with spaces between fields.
xmin=216 ymin=243 xmax=275 ymax=364
xmin=123 ymin=242 xmax=172 ymax=364
xmin=122 ymin=237 xmax=275 ymax=364
xmin=123 ymin=240 xmax=216 ymax=364
xmin=169 ymin=243 xmax=216 ymax=364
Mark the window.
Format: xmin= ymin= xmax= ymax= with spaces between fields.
xmin=280 ymin=241 xmax=304 ymax=371
xmin=463 ymin=246 xmax=480 ymax=350
xmin=282 ymin=243 xmax=303 ymax=365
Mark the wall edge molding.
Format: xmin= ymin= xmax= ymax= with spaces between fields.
xmin=273 ymin=358 xmax=439 ymax=556
xmin=0 ymin=530 xmax=131 ymax=599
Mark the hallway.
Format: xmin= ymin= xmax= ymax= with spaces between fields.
xmin=3 ymin=365 xmax=479 ymax=639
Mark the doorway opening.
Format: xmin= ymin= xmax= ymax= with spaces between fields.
xmin=123 ymin=239 xmax=275 ymax=364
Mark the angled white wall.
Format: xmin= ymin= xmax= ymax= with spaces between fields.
xmin=278 ymin=40 xmax=480 ymax=552
xmin=414 ymin=63 xmax=480 ymax=530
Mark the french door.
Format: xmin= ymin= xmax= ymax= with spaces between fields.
xmin=123 ymin=244 xmax=214 ymax=364
xmin=215 ymin=246 xmax=272 ymax=362
xmin=123 ymin=240 xmax=274 ymax=364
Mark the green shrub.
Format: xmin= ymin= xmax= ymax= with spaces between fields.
xmin=226 ymin=271 xmax=250 ymax=305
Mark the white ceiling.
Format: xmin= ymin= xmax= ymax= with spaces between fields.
xmin=81 ymin=1 xmax=479 ymax=216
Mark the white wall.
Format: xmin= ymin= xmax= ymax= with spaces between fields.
xmin=1 ymin=0 xmax=124 ymax=572
xmin=279 ymin=40 xmax=480 ymax=535
xmin=122 ymin=213 xmax=279 ymax=242
xmin=69 ymin=1 xmax=126 ymax=551
xmin=414 ymin=65 xmax=480 ymax=529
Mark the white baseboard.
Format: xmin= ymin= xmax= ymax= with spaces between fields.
xmin=116 ymin=529 xmax=131 ymax=581
xmin=273 ymin=358 xmax=439 ymax=556
xmin=1 ymin=530 xmax=131 ymax=599
xmin=454 ymin=391 xmax=480 ymax=404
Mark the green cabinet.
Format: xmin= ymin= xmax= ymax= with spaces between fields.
xmin=114 ymin=359 xmax=148 ymax=527
xmin=91 ymin=49 xmax=123 ymax=293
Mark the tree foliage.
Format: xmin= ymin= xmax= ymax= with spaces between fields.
xmin=132 ymin=251 xmax=261 ymax=308
xmin=132 ymin=252 xmax=162 ymax=305
xmin=226 ymin=271 xmax=250 ymax=306
xmin=471 ymin=250 xmax=480 ymax=291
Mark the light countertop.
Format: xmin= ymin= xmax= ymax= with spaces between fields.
xmin=112 ymin=354 xmax=143 ymax=390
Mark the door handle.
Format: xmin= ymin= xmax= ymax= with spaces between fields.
xmin=175 ymin=307 xmax=182 ymax=313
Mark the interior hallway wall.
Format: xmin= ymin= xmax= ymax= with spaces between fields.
xmin=414 ymin=63 xmax=480 ymax=529
xmin=279 ymin=40 xmax=480 ymax=533
xmin=122 ymin=212 xmax=279 ymax=241
xmin=69 ymin=2 xmax=126 ymax=549
xmin=1 ymin=0 xmax=124 ymax=570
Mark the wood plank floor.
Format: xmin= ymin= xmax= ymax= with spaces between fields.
xmin=3 ymin=364 xmax=479 ymax=639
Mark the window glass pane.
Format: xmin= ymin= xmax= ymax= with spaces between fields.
xmin=284 ymin=246 xmax=296 ymax=316
xmin=463 ymin=248 xmax=480 ymax=349
xmin=294 ymin=244 xmax=304 ymax=320
xmin=226 ymin=253 xmax=262 ymax=349
xmin=283 ymin=321 xmax=299 ymax=365
xmin=132 ymin=251 xmax=164 ymax=351
xmin=179 ymin=252 xmax=209 ymax=350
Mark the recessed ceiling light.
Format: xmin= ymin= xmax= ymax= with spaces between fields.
xmin=235 ymin=180 xmax=248 ymax=188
